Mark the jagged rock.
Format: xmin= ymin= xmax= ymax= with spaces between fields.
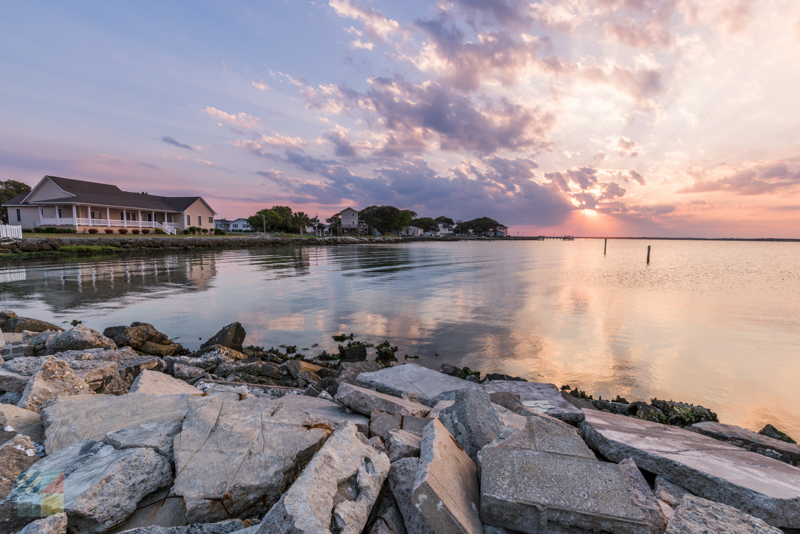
xmin=370 ymin=410 xmax=402 ymax=439
xmin=759 ymin=424 xmax=796 ymax=444
xmin=284 ymin=359 xmax=336 ymax=380
xmin=104 ymin=323 xmax=159 ymax=350
xmin=1 ymin=316 xmax=62 ymax=334
xmin=665 ymin=495 xmax=782 ymax=534
xmin=0 ymin=329 xmax=4 ymax=351
xmin=690 ymin=421 xmax=800 ymax=466
xmin=627 ymin=402 xmax=666 ymax=423
xmin=172 ymin=392 xmax=333 ymax=523
xmin=280 ymin=393 xmax=369 ymax=435
xmin=16 ymin=356 xmax=94 ymax=413
xmin=580 ymin=409 xmax=800 ymax=529
xmin=336 ymin=383 xmax=431 ymax=417
xmin=200 ymin=322 xmax=246 ymax=352
xmin=388 ymin=457 xmax=434 ymax=534
xmin=438 ymin=363 xmax=465 ymax=379
xmin=619 ymin=458 xmax=668 ymax=534
xmin=591 ymin=399 xmax=629 ymax=415
xmin=369 ymin=436 xmax=386 ymax=453
xmin=12 ymin=513 xmax=67 ymax=534
xmin=59 ymin=347 xmax=163 ymax=393
xmin=111 ymin=519 xmax=246 ymax=534
xmin=109 ymin=487 xmax=187 ymax=532
xmin=0 ymin=391 xmax=22 ymax=404
xmin=42 ymin=393 xmax=196 ymax=453
xmin=140 ymin=341 xmax=183 ymax=357
xmin=171 ymin=345 xmax=248 ymax=375
xmin=480 ymin=415 xmax=650 ymax=534
xmin=216 ymin=360 xmax=280 ymax=381
xmin=366 ymin=488 xmax=406 ymax=534
xmin=400 ymin=415 xmax=430 ymax=436
xmin=649 ymin=399 xmax=717 ymax=427
xmin=386 ymin=430 xmax=421 ymax=462
xmin=256 ymin=421 xmax=390 ymax=534
xmin=654 ymin=477 xmax=691 ymax=509
xmin=339 ymin=343 xmax=368 ymax=362
xmin=412 ymin=419 xmax=482 ymax=534
xmin=103 ymin=420 xmax=183 ymax=461
xmin=356 ymin=363 xmax=480 ymax=407
xmin=483 ymin=373 xmax=527 ymax=382
xmin=0 ymin=366 xmax=32 ymax=393
xmin=0 ymin=403 xmax=44 ymax=443
xmin=130 ymin=370 xmax=202 ymax=395
xmin=45 ymin=325 xmax=116 ymax=353
xmin=0 ymin=436 xmax=38 ymax=499
xmin=174 ymin=363 xmax=205 ymax=380
xmin=3 ymin=356 xmax=41 ymax=375
xmin=0 ymin=440 xmax=172 ymax=534
xmin=333 ymin=361 xmax=383 ymax=391
xmin=438 ymin=388 xmax=501 ymax=463
xmin=483 ymin=381 xmax=585 ymax=424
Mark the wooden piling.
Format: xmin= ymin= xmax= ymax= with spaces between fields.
xmin=647 ymin=245 xmax=651 ymax=264
xmin=604 ymin=238 xmax=607 ymax=255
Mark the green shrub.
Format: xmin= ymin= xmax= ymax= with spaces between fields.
xmin=57 ymin=228 xmax=76 ymax=233
xmin=201 ymin=228 xmax=209 ymax=234
xmin=214 ymin=228 xmax=226 ymax=235
xmin=182 ymin=229 xmax=190 ymax=235
xmin=22 ymin=228 xmax=33 ymax=233
xmin=155 ymin=228 xmax=165 ymax=234
xmin=118 ymin=228 xmax=128 ymax=234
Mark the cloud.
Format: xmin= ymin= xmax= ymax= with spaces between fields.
xmin=138 ymin=162 xmax=158 ymax=169
xmin=324 ymin=128 xmax=359 ymax=158
xmin=329 ymin=0 xmax=406 ymax=41
xmin=450 ymin=0 xmax=534 ymax=29
xmin=677 ymin=159 xmax=800 ymax=195
xmin=614 ymin=136 xmax=641 ymax=157
xmin=252 ymin=81 xmax=269 ymax=91
xmin=256 ymin=169 xmax=301 ymax=189
xmin=204 ymin=107 xmax=260 ymax=129
xmin=260 ymin=133 xmax=306 ymax=150
xmin=351 ymin=39 xmax=375 ymax=50
xmin=161 ymin=136 xmax=193 ymax=150
xmin=626 ymin=169 xmax=646 ymax=185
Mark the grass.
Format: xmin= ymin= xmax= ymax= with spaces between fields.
xmin=56 ymin=245 xmax=119 ymax=254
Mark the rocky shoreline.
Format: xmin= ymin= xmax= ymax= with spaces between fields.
xmin=0 ymin=235 xmax=452 ymax=260
xmin=1 ymin=311 xmax=799 ymax=534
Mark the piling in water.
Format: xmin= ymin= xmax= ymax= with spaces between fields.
xmin=647 ymin=245 xmax=651 ymax=264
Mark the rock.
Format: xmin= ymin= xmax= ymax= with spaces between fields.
xmin=256 ymin=421 xmax=390 ymax=534
xmin=480 ymin=415 xmax=650 ymax=534
xmin=110 ymin=519 xmax=246 ymax=534
xmin=0 ymin=436 xmax=38 ymax=499
xmin=355 ymin=363 xmax=480 ymax=407
xmin=759 ymin=424 xmax=796 ymax=444
xmin=0 ymin=391 xmax=22 ymax=404
xmin=438 ymin=388 xmax=501 ymax=464
xmin=200 ymin=322 xmax=246 ymax=352
xmin=0 ymin=440 xmax=172 ymax=534
xmin=649 ymin=399 xmax=717 ymax=427
xmin=483 ymin=373 xmax=526 ymax=382
xmin=412 ymin=419 xmax=482 ymax=534
xmin=284 ymin=359 xmax=336 ymax=380
xmin=12 ymin=514 xmax=67 ymax=534
xmin=690 ymin=421 xmax=800 ymax=466
xmin=59 ymin=347 xmax=162 ymax=394
xmin=130 ymin=370 xmax=202 ymax=395
xmin=16 ymin=356 xmax=94 ymax=413
xmin=399 ymin=415 xmax=430 ymax=436
xmin=1 ymin=317 xmax=62 ymax=334
xmin=334 ymin=361 xmax=384 ymax=392
xmin=45 ymin=325 xmax=116 ymax=353
xmin=336 ymin=383 xmax=431 ymax=417
xmin=279 ymin=393 xmax=369 ymax=435
xmin=174 ymin=363 xmax=205 ymax=380
xmin=103 ymin=420 xmax=183 ymax=461
xmin=42 ymin=393 xmax=196 ymax=454
xmin=108 ymin=487 xmax=187 ymax=532
xmin=172 ymin=392 xmax=332 ymax=523
xmin=0 ymin=403 xmax=44 ymax=444
xmin=483 ymin=381 xmax=585 ymax=424
xmin=386 ymin=430 xmax=421 ymax=462
xmin=627 ymin=402 xmax=666 ymax=424
xmin=339 ymin=343 xmax=368 ymax=362
xmin=438 ymin=363 xmax=465 ymax=379
xmin=427 ymin=399 xmax=453 ymax=419
xmin=370 ymin=410 xmax=402 ymax=439
xmin=654 ymin=477 xmax=691 ymax=509
xmin=140 ymin=341 xmax=183 ymax=357
xmin=591 ymin=399 xmax=629 ymax=415
xmin=103 ymin=323 xmax=158 ymax=350
xmin=665 ymin=495 xmax=782 ymax=534
xmin=0 ymin=367 xmax=30 ymax=393
xmin=388 ymin=457 xmax=434 ymax=534
xmin=369 ymin=436 xmax=386 ymax=453
xmin=619 ymin=458 xmax=668 ymax=534
xmin=172 ymin=345 xmax=248 ymax=374
xmin=0 ymin=330 xmax=4 ymax=351
xmin=580 ymin=409 xmax=800 ymax=529
xmin=366 ymin=490 xmax=407 ymax=534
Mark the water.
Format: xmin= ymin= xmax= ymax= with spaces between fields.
xmin=1 ymin=240 xmax=799 ymax=438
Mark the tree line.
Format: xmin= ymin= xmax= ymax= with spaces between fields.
xmin=247 ymin=206 xmax=313 ymax=234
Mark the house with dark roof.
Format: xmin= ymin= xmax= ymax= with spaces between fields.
xmin=2 ymin=176 xmax=216 ymax=234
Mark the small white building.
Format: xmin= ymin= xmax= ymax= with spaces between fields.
xmin=402 ymin=226 xmax=423 ymax=236
xmin=215 ymin=218 xmax=251 ymax=232
xmin=437 ymin=222 xmax=454 ymax=236
xmin=340 ymin=208 xmax=359 ymax=234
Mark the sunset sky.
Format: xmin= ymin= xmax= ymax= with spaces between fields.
xmin=2 ymin=1 xmax=799 ymax=237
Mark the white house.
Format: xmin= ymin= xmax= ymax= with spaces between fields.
xmin=340 ymin=208 xmax=359 ymax=235
xmin=2 ymin=175 xmax=216 ymax=234
xmin=216 ymin=218 xmax=251 ymax=232
xmin=402 ymin=226 xmax=423 ymax=236
xmin=437 ymin=222 xmax=454 ymax=236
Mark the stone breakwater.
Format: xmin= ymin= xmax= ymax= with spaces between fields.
xmin=1 ymin=313 xmax=799 ymax=534
xmin=0 ymin=235 xmax=448 ymax=258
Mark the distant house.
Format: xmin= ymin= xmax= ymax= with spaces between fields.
xmin=402 ymin=226 xmax=423 ymax=236
xmin=216 ymin=218 xmax=251 ymax=232
xmin=485 ymin=228 xmax=508 ymax=237
xmin=340 ymin=207 xmax=359 ymax=235
xmin=2 ymin=175 xmax=216 ymax=234
xmin=437 ymin=222 xmax=454 ymax=236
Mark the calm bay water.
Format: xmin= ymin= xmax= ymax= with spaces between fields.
xmin=1 ymin=240 xmax=799 ymax=437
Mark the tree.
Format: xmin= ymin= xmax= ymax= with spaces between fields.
xmin=359 ymin=205 xmax=416 ymax=234
xmin=292 ymin=211 xmax=311 ymax=235
xmin=435 ymin=216 xmax=455 ymax=226
xmin=455 ymin=217 xmax=507 ymax=235
xmin=0 ymin=180 xmax=31 ymax=223
xmin=247 ymin=209 xmax=282 ymax=232
xmin=412 ymin=217 xmax=439 ymax=233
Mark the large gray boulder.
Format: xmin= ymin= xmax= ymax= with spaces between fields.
xmin=12 ymin=514 xmax=67 ymax=534
xmin=45 ymin=325 xmax=117 ymax=353
xmin=130 ymin=370 xmax=202 ymax=395
xmin=279 ymin=393 xmax=369 ymax=435
xmin=388 ymin=458 xmax=434 ymax=534
xmin=170 ymin=345 xmax=248 ymax=375
xmin=56 ymin=347 xmax=162 ymax=394
xmin=16 ymin=356 xmax=94 ymax=413
xmin=619 ymin=458 xmax=668 ymax=534
xmin=0 ymin=403 xmax=44 ymax=444
xmin=111 ymin=519 xmax=246 ymax=534
xmin=1 ymin=315 xmax=62 ymax=334
xmin=483 ymin=381 xmax=585 ymax=424
xmin=412 ymin=419 xmax=482 ymax=534
xmin=0 ymin=366 xmax=33 ymax=393
xmin=0 ymin=435 xmax=38 ymax=500
xmin=690 ymin=421 xmax=800 ymax=466
xmin=172 ymin=392 xmax=332 ymax=523
xmin=386 ymin=429 xmax=421 ymax=462
xmin=200 ymin=323 xmax=246 ymax=352
xmin=480 ymin=415 xmax=650 ymax=534
xmin=355 ymin=363 xmax=480 ymax=407
xmin=103 ymin=420 xmax=184 ymax=461
xmin=438 ymin=388 xmax=501 ymax=464
xmin=256 ymin=421 xmax=390 ymax=534
xmin=42 ymin=393 xmax=197 ymax=453
xmin=0 ymin=440 xmax=172 ymax=534
xmin=665 ymin=495 xmax=782 ymax=533
xmin=103 ymin=322 xmax=185 ymax=356
xmin=580 ymin=409 xmax=800 ymax=529
xmin=336 ymin=383 xmax=431 ymax=417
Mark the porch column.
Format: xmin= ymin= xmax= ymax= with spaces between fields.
xmin=106 ymin=208 xmax=110 ymax=227
xmin=38 ymin=206 xmax=42 ymax=227
xmin=72 ymin=204 xmax=78 ymax=229
xmin=151 ymin=211 xmax=155 ymax=227
xmin=138 ymin=210 xmax=142 ymax=228
xmin=123 ymin=209 xmax=127 ymax=228
xmin=88 ymin=206 xmax=91 ymax=226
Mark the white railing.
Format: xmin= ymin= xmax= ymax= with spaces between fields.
xmin=39 ymin=218 xmax=177 ymax=235
xmin=0 ymin=225 xmax=23 ymax=240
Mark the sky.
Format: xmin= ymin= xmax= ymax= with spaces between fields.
xmin=1 ymin=1 xmax=799 ymax=238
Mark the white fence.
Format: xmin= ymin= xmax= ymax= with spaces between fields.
xmin=38 ymin=218 xmax=177 ymax=234
xmin=0 ymin=225 xmax=23 ymax=240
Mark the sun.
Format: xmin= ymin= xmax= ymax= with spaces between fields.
xmin=581 ymin=209 xmax=598 ymax=217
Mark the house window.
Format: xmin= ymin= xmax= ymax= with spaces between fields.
xmin=208 ymin=216 xmax=213 ymax=224
xmin=197 ymin=215 xmax=201 ymax=226
xmin=186 ymin=215 xmax=191 ymax=226
xmin=16 ymin=208 xmax=21 ymax=222
xmin=58 ymin=208 xmax=63 ymax=218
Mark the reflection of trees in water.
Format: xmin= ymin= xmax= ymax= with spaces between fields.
xmin=0 ymin=252 xmax=217 ymax=312
xmin=248 ymin=246 xmax=321 ymax=280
